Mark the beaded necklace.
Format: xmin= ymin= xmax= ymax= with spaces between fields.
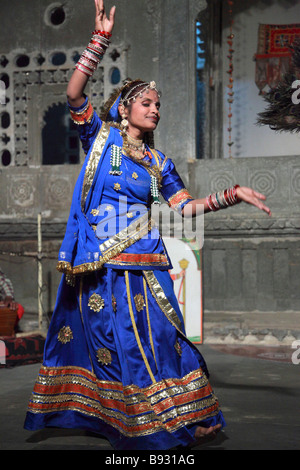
xmin=109 ymin=133 xmax=160 ymax=204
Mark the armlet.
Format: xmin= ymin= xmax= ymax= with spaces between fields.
xmin=69 ymin=100 xmax=94 ymax=125
xmin=168 ymin=188 xmax=193 ymax=212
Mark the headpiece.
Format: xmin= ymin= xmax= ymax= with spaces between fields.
xmin=100 ymin=79 xmax=159 ymax=123
xmin=120 ymin=81 xmax=159 ymax=105
xmin=100 ymin=79 xmax=159 ymax=148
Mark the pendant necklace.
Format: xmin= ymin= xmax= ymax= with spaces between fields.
xmin=109 ymin=133 xmax=161 ymax=204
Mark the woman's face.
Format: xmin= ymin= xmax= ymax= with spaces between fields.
xmin=121 ymin=89 xmax=160 ymax=137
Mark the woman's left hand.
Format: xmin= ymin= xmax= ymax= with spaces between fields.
xmin=236 ymin=186 xmax=272 ymax=216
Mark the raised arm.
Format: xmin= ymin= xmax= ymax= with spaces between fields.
xmin=67 ymin=0 xmax=116 ymax=107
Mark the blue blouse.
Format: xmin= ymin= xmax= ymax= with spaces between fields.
xmin=56 ymin=96 xmax=194 ymax=274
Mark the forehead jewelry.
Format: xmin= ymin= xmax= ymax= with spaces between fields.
xmin=120 ymin=81 xmax=159 ymax=105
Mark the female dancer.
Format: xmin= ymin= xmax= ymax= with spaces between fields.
xmin=24 ymin=0 xmax=271 ymax=450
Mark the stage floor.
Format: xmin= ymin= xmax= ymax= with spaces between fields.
xmin=0 ymin=344 xmax=299 ymax=451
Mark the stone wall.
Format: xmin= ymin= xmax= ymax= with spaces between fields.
xmin=190 ymin=155 xmax=300 ymax=313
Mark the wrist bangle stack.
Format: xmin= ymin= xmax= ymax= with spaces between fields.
xmin=76 ymin=31 xmax=111 ymax=77
xmin=206 ymin=184 xmax=241 ymax=212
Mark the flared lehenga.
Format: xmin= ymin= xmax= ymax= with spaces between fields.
xmin=24 ymin=268 xmax=225 ymax=450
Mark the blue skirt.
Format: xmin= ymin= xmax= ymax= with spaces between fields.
xmin=24 ymin=268 xmax=225 ymax=450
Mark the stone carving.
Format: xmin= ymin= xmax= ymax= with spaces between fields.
xmin=291 ymin=168 xmax=300 ymax=196
xmin=10 ymin=177 xmax=35 ymax=207
xmin=47 ymin=177 xmax=72 ymax=206
xmin=210 ymin=173 xmax=234 ymax=192
xmin=249 ymin=171 xmax=276 ymax=197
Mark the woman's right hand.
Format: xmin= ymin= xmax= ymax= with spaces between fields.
xmin=67 ymin=0 xmax=116 ymax=106
xmin=94 ymin=0 xmax=116 ymax=33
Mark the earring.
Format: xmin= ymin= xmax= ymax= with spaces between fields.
xmin=121 ymin=116 xmax=128 ymax=131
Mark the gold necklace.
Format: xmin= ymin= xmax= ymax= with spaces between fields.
xmin=123 ymin=133 xmax=146 ymax=160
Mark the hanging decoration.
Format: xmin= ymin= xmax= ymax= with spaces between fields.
xmin=254 ymin=23 xmax=300 ymax=95
xmin=227 ymin=0 xmax=235 ymax=158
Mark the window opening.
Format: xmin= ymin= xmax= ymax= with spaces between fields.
xmin=50 ymin=6 xmax=66 ymax=26
xmin=1 ymin=149 xmax=11 ymax=166
xmin=15 ymin=55 xmax=30 ymax=68
xmin=42 ymin=104 xmax=79 ymax=165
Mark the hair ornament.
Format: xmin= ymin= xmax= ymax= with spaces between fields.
xmin=120 ymin=81 xmax=159 ymax=105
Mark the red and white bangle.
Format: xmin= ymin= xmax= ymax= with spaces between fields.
xmin=92 ymin=30 xmax=112 ymax=39
xmin=76 ymin=31 xmax=111 ymax=77
xmin=206 ymin=184 xmax=241 ymax=212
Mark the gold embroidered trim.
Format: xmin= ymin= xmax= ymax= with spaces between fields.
xmin=96 ymin=348 xmax=112 ymax=366
xmin=99 ymin=212 xmax=153 ymax=257
xmin=143 ymin=270 xmax=184 ymax=334
xmin=33 ymin=366 xmax=208 ymax=400
xmin=81 ymin=122 xmax=111 ymax=211
xmin=56 ymin=214 xmax=154 ymax=275
xmin=125 ymin=270 xmax=156 ymax=384
xmin=168 ymin=188 xmax=193 ymax=212
xmin=57 ymin=326 xmax=73 ymax=344
xmin=28 ymin=366 xmax=220 ymax=438
xmin=106 ymin=252 xmax=168 ymax=267
xmin=88 ymin=293 xmax=105 ymax=312
xmin=134 ymin=293 xmax=145 ymax=312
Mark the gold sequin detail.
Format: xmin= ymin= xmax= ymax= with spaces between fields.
xmin=134 ymin=293 xmax=145 ymax=312
xmin=143 ymin=271 xmax=183 ymax=333
xmin=174 ymin=340 xmax=182 ymax=357
xmin=57 ymin=326 xmax=73 ymax=344
xmin=65 ymin=274 xmax=76 ymax=287
xmin=105 ymin=205 xmax=114 ymax=211
xmin=112 ymin=294 xmax=117 ymax=312
xmin=127 ymin=212 xmax=133 ymax=218
xmin=132 ymin=172 xmax=138 ymax=179
xmin=114 ymin=183 xmax=121 ymax=191
xmin=88 ymin=293 xmax=105 ymax=312
xmin=96 ymin=348 xmax=112 ymax=366
xmin=91 ymin=208 xmax=99 ymax=216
